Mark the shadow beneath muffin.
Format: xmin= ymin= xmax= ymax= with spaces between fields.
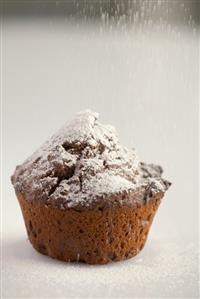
xmin=3 ymin=238 xmax=47 ymax=262
xmin=4 ymin=237 xmax=162 ymax=268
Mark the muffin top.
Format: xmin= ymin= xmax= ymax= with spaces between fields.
xmin=11 ymin=110 xmax=171 ymax=210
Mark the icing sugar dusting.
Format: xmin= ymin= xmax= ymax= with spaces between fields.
xmin=11 ymin=110 xmax=170 ymax=208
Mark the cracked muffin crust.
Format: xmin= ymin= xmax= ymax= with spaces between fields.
xmin=11 ymin=110 xmax=171 ymax=264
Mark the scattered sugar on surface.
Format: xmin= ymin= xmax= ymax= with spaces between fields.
xmin=3 ymin=238 xmax=198 ymax=298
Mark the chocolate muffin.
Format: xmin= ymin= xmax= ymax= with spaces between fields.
xmin=11 ymin=110 xmax=171 ymax=264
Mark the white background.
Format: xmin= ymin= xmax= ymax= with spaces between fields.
xmin=2 ymin=14 xmax=199 ymax=299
